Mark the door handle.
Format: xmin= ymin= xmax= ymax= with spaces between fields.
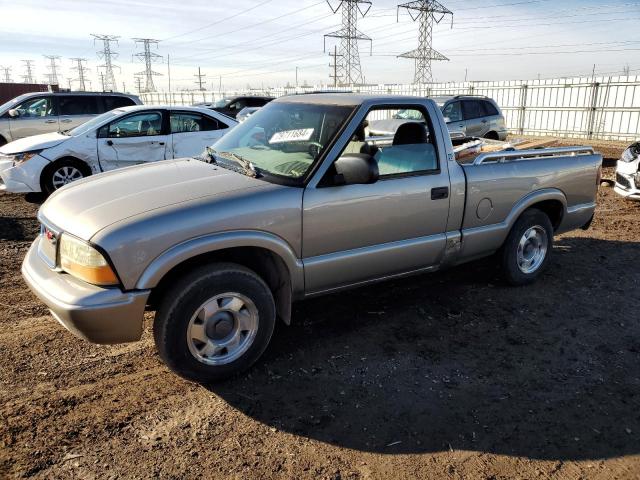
xmin=106 ymin=140 xmax=113 ymax=146
xmin=159 ymin=142 xmax=165 ymax=146
xmin=431 ymin=186 xmax=449 ymax=200
xmin=481 ymin=119 xmax=488 ymax=124
xmin=44 ymin=119 xmax=57 ymax=124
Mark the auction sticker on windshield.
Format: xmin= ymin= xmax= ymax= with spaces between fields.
xmin=269 ymin=128 xmax=314 ymax=144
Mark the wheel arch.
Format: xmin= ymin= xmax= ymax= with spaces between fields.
xmin=39 ymin=155 xmax=92 ymax=192
xmin=483 ymin=130 xmax=499 ymax=140
xmin=140 ymin=232 xmax=305 ymax=325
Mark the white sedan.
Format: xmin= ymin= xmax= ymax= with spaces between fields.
xmin=0 ymin=105 xmax=237 ymax=194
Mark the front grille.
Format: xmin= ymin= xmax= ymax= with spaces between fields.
xmin=616 ymin=172 xmax=632 ymax=189
xmin=38 ymin=224 xmax=59 ymax=268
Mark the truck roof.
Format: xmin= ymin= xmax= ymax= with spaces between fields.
xmin=274 ymin=93 xmax=436 ymax=107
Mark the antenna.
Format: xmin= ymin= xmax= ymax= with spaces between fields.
xmin=70 ymin=58 xmax=90 ymax=91
xmin=397 ymin=0 xmax=453 ymax=84
xmin=132 ymin=38 xmax=163 ymax=93
xmin=43 ymin=55 xmax=61 ymax=85
xmin=324 ymin=0 xmax=372 ymax=86
xmin=91 ymin=34 xmax=120 ymax=92
xmin=20 ymin=60 xmax=36 ymax=84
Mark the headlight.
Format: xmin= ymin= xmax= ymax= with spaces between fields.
xmin=59 ymin=234 xmax=119 ymax=286
xmin=621 ymin=143 xmax=640 ymax=163
xmin=12 ymin=150 xmax=42 ymax=165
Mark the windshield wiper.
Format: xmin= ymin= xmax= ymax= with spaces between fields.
xmin=214 ymin=150 xmax=261 ymax=178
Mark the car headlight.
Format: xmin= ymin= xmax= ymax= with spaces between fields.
xmin=12 ymin=150 xmax=42 ymax=165
xmin=59 ymin=234 xmax=119 ymax=286
xmin=621 ymin=143 xmax=640 ymax=163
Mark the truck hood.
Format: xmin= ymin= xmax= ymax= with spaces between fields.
xmin=0 ymin=132 xmax=69 ymax=154
xmin=39 ymin=158 xmax=269 ymax=240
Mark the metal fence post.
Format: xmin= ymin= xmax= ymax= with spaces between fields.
xmin=586 ymin=82 xmax=600 ymax=140
xmin=518 ymin=84 xmax=528 ymax=135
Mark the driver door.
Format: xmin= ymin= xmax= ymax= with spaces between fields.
xmin=302 ymin=105 xmax=450 ymax=294
xmin=97 ymin=110 xmax=168 ymax=171
xmin=8 ymin=95 xmax=58 ymax=140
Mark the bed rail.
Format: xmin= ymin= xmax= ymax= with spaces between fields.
xmin=471 ymin=146 xmax=595 ymax=166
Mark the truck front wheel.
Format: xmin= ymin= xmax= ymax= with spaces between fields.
xmin=153 ymin=263 xmax=276 ymax=382
xmin=500 ymin=208 xmax=553 ymax=286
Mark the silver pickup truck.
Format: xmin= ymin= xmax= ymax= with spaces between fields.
xmin=22 ymin=94 xmax=602 ymax=382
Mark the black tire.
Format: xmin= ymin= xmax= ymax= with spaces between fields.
xmin=153 ymin=262 xmax=276 ymax=383
xmin=41 ymin=158 xmax=91 ymax=195
xmin=0 ymin=136 xmax=7 ymax=147
xmin=500 ymin=208 xmax=553 ymax=286
xmin=484 ymin=131 xmax=499 ymax=140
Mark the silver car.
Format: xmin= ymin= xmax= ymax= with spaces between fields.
xmin=436 ymin=95 xmax=508 ymax=140
xmin=0 ymin=92 xmax=141 ymax=146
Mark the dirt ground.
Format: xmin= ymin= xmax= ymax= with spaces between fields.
xmin=1 ymin=161 xmax=639 ymax=478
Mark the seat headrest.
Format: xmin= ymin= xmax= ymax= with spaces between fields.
xmin=393 ymin=122 xmax=428 ymax=146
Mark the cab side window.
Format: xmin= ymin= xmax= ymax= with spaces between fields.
xmin=103 ymin=96 xmax=137 ymax=112
xmin=343 ymin=107 xmax=438 ymax=178
xmin=482 ymin=100 xmax=499 ymax=116
xmin=12 ymin=96 xmax=56 ymax=118
xmin=442 ymin=101 xmax=462 ymax=123
xmin=106 ymin=112 xmax=163 ymax=138
xmin=170 ymin=112 xmax=220 ymax=133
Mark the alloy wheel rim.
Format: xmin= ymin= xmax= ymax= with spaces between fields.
xmin=52 ymin=166 xmax=83 ymax=189
xmin=186 ymin=292 xmax=259 ymax=366
xmin=517 ymin=225 xmax=548 ymax=274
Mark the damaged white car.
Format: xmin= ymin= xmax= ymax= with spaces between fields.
xmin=614 ymin=140 xmax=640 ymax=200
xmin=0 ymin=105 xmax=237 ymax=194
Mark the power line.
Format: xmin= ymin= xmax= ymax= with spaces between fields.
xmin=43 ymin=55 xmax=61 ymax=85
xmin=70 ymin=58 xmax=90 ymax=91
xmin=397 ymin=1 xmax=453 ymax=84
xmin=324 ymin=0 xmax=372 ymax=86
xmin=92 ymin=34 xmax=120 ymax=91
xmin=133 ymin=38 xmax=163 ymax=92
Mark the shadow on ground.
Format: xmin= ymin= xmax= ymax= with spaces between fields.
xmin=210 ymin=236 xmax=640 ymax=461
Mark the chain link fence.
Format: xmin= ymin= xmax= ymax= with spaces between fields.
xmin=141 ymin=75 xmax=640 ymax=141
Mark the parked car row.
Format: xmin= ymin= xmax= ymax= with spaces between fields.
xmin=0 ymin=105 xmax=237 ymax=194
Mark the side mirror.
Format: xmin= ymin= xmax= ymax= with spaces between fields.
xmin=334 ymin=153 xmax=378 ymax=186
xmin=8 ymin=109 xmax=19 ymax=118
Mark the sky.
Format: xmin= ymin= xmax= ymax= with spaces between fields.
xmin=0 ymin=0 xmax=639 ymax=92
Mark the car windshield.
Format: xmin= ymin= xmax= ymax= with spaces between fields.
xmin=210 ymin=101 xmax=354 ymax=181
xmin=66 ymin=109 xmax=123 ymax=136
xmin=0 ymin=95 xmax=29 ymax=114
xmin=214 ymin=98 xmax=232 ymax=108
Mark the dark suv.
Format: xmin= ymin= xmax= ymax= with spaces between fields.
xmin=196 ymin=96 xmax=274 ymax=119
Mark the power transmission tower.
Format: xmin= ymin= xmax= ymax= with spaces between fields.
xmin=70 ymin=58 xmax=90 ymax=91
xmin=21 ymin=60 xmax=35 ymax=83
xmin=329 ymin=45 xmax=343 ymax=87
xmin=324 ymin=0 xmax=372 ymax=86
xmin=194 ymin=67 xmax=206 ymax=91
xmin=0 ymin=66 xmax=12 ymax=83
xmin=91 ymin=34 xmax=120 ymax=91
xmin=132 ymin=38 xmax=163 ymax=93
xmin=397 ymin=0 xmax=453 ymax=84
xmin=43 ymin=55 xmax=61 ymax=85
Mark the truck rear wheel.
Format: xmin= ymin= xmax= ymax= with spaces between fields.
xmin=500 ymin=208 xmax=553 ymax=286
xmin=153 ymin=263 xmax=276 ymax=382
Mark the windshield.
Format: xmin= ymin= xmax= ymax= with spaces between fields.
xmin=0 ymin=94 xmax=30 ymax=114
xmin=66 ymin=109 xmax=123 ymax=136
xmin=214 ymin=98 xmax=232 ymax=108
xmin=210 ymin=101 xmax=355 ymax=181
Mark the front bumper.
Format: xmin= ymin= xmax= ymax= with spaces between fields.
xmin=0 ymin=155 xmax=49 ymax=193
xmin=614 ymin=164 xmax=640 ymax=200
xmin=22 ymin=237 xmax=150 ymax=344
